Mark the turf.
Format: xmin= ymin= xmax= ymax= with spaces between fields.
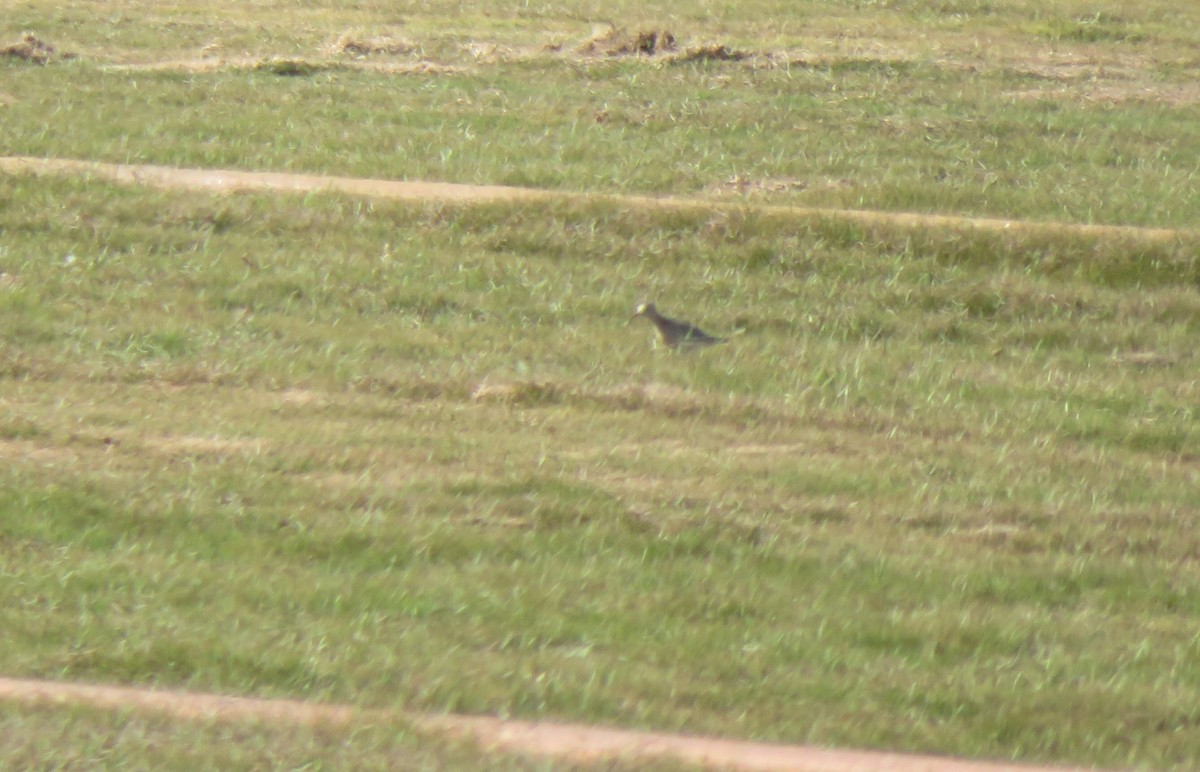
xmin=2 ymin=1 xmax=1200 ymax=769
xmin=3 ymin=1 xmax=1200 ymax=227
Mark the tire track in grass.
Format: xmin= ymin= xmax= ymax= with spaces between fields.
xmin=1 ymin=155 xmax=1193 ymax=244
xmin=0 ymin=677 xmax=1095 ymax=772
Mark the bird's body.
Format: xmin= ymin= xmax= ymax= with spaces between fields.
xmin=633 ymin=302 xmax=725 ymax=348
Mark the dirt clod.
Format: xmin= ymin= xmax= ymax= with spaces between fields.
xmin=1 ymin=33 xmax=70 ymax=64
xmin=635 ymin=30 xmax=675 ymax=55
xmin=578 ymin=27 xmax=677 ymax=57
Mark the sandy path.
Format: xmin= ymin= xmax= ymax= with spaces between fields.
xmin=0 ymin=677 xmax=1094 ymax=771
xmin=1 ymin=155 xmax=1192 ymax=244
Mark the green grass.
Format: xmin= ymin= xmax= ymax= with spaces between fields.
xmin=3 ymin=60 xmax=1199 ymax=228
xmin=4 ymin=1 xmax=1200 ymax=228
xmin=2 ymin=174 xmax=1200 ymax=768
xmin=3 ymin=1 xmax=1200 ymax=768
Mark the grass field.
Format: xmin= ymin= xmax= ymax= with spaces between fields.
xmin=6 ymin=0 xmax=1200 ymax=227
xmin=3 ymin=1 xmax=1200 ymax=769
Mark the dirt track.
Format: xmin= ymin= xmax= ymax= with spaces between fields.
xmin=1 ymin=155 xmax=1193 ymax=244
xmin=0 ymin=677 xmax=1093 ymax=771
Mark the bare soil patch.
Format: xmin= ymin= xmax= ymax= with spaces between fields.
xmin=0 ymin=677 xmax=1094 ymax=771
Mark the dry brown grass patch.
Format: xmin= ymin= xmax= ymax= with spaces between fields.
xmin=471 ymin=380 xmax=563 ymax=405
xmin=0 ymin=438 xmax=79 ymax=464
xmin=137 ymin=434 xmax=265 ymax=457
xmin=1006 ymin=82 xmax=1200 ymax=106
xmin=328 ymin=33 xmax=417 ymax=58
xmin=471 ymin=379 xmax=772 ymax=422
xmin=709 ymin=175 xmax=856 ymax=197
xmin=667 ymin=44 xmax=749 ymax=63
xmin=103 ymin=56 xmax=460 ymax=76
xmin=1112 ymin=350 xmax=1176 ymax=368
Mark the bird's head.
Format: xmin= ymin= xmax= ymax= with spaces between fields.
xmin=632 ymin=302 xmax=655 ymax=318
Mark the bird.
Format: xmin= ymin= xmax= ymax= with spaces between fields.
xmin=632 ymin=302 xmax=726 ymax=348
